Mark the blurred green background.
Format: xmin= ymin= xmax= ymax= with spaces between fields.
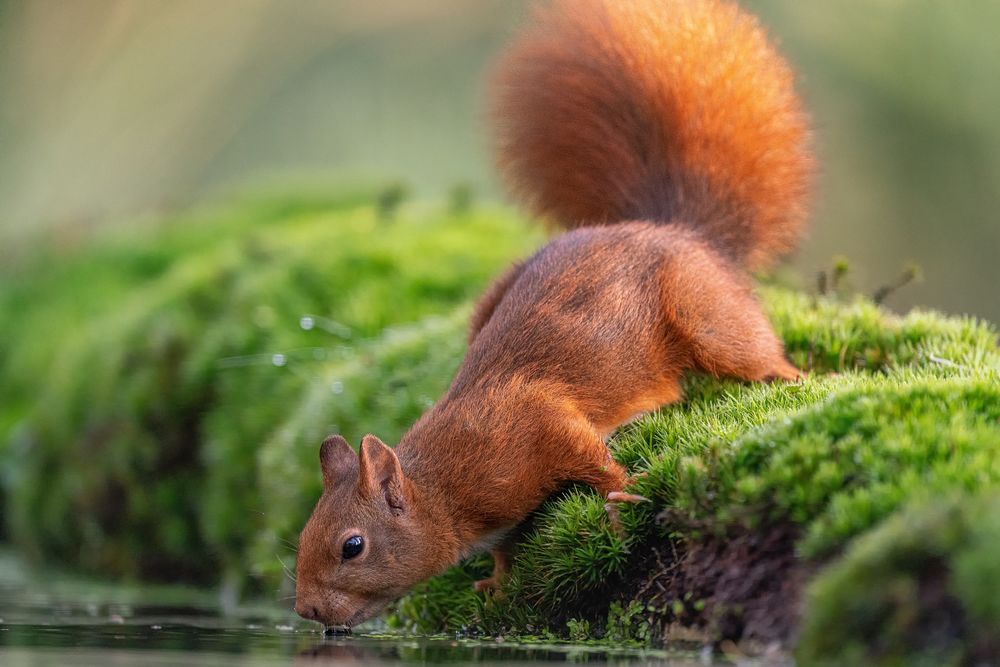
xmin=1 ymin=0 xmax=998 ymax=321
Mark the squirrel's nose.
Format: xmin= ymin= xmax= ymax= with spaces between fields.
xmin=295 ymin=601 xmax=319 ymax=621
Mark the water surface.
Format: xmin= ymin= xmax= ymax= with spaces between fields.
xmin=0 ymin=551 xmax=708 ymax=667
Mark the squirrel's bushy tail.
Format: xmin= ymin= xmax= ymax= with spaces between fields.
xmin=492 ymin=0 xmax=812 ymax=270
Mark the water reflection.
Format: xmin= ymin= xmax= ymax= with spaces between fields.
xmin=0 ymin=627 xmax=703 ymax=667
xmin=295 ymin=636 xmax=697 ymax=666
xmin=0 ymin=551 xmax=707 ymax=667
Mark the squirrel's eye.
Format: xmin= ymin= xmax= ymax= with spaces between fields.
xmin=342 ymin=535 xmax=364 ymax=560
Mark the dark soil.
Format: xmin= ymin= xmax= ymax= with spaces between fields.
xmin=627 ymin=514 xmax=807 ymax=648
xmin=545 ymin=510 xmax=808 ymax=651
xmin=566 ymin=508 xmax=814 ymax=649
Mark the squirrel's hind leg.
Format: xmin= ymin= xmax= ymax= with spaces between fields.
xmin=661 ymin=242 xmax=802 ymax=383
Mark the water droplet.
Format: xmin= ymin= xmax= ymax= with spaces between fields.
xmin=330 ymin=380 xmax=344 ymax=394
xmin=272 ymin=354 xmax=287 ymax=367
xmin=300 ymin=316 xmax=315 ymax=331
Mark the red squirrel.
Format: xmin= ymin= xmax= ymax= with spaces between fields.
xmin=294 ymin=0 xmax=811 ymax=629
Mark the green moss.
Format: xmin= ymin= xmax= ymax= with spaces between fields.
xmin=0 ymin=191 xmax=540 ymax=581
xmin=798 ymin=492 xmax=1000 ymax=666
xmin=603 ymin=601 xmax=654 ymax=646
xmin=683 ymin=383 xmax=1000 ymax=557
xmin=388 ymin=554 xmax=492 ymax=635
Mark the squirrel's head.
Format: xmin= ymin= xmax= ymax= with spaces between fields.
xmin=294 ymin=434 xmax=454 ymax=629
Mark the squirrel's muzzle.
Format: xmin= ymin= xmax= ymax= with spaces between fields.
xmin=294 ymin=588 xmax=374 ymax=629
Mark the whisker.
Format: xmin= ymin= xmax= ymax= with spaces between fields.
xmin=277 ymin=554 xmax=297 ymax=583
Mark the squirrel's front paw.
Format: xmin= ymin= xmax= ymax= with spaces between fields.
xmin=473 ymin=577 xmax=505 ymax=598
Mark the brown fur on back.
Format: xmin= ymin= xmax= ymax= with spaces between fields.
xmin=493 ymin=0 xmax=812 ymax=270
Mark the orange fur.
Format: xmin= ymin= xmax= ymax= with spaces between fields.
xmin=493 ymin=0 xmax=812 ymax=269
xmin=295 ymin=0 xmax=812 ymax=628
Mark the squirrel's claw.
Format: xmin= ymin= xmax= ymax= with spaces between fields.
xmin=604 ymin=490 xmax=651 ymax=535
xmin=606 ymin=491 xmax=650 ymax=504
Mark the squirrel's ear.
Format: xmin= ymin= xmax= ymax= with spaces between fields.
xmin=319 ymin=435 xmax=356 ymax=489
xmin=358 ymin=434 xmax=406 ymax=514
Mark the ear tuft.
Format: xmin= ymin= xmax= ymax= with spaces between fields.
xmin=358 ymin=434 xmax=406 ymax=514
xmin=319 ymin=435 xmax=356 ymax=489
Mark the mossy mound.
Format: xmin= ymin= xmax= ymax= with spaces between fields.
xmin=798 ymin=492 xmax=1000 ymax=665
